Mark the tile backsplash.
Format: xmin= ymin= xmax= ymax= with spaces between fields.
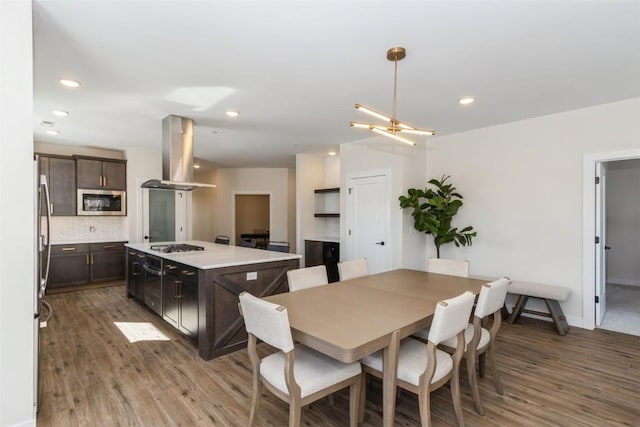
xmin=47 ymin=216 xmax=128 ymax=244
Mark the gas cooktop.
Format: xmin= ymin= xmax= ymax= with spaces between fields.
xmin=150 ymin=243 xmax=205 ymax=253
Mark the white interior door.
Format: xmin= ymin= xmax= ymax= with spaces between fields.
xmin=595 ymin=162 xmax=607 ymax=325
xmin=346 ymin=173 xmax=390 ymax=274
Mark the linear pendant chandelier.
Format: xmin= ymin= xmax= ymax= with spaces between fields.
xmin=350 ymin=46 xmax=435 ymax=146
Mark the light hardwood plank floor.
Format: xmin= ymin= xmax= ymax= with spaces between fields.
xmin=37 ymin=285 xmax=640 ymax=426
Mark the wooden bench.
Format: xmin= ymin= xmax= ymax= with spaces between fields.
xmin=506 ymin=281 xmax=571 ymax=335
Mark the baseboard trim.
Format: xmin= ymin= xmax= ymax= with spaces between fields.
xmin=608 ymin=278 xmax=640 ymax=287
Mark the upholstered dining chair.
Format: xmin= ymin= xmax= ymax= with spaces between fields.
xmin=214 ymin=235 xmax=230 ymax=245
xmin=239 ymin=292 xmax=362 ymax=427
xmin=427 ymin=257 xmax=470 ymax=277
xmin=266 ymin=241 xmax=290 ymax=253
xmin=239 ymin=238 xmax=257 ymax=248
xmin=287 ymin=265 xmax=329 ymax=292
xmin=337 ymin=259 xmax=369 ymax=281
xmin=424 ymin=277 xmax=510 ymax=415
xmin=359 ymin=291 xmax=475 ymax=427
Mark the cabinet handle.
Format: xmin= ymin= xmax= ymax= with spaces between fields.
xmin=137 ymin=254 xmax=145 ymax=259
xmin=174 ymin=280 xmax=182 ymax=298
xmin=166 ymin=264 xmax=177 ymax=270
xmin=62 ymin=247 xmax=77 ymax=251
xmin=182 ymin=270 xmax=196 ymax=276
xmin=103 ymin=245 xmax=115 ymax=249
xmin=99 ymin=176 xmax=103 ymax=187
xmin=50 ymin=203 xmax=54 ymax=214
xmin=132 ymin=262 xmax=141 ymax=276
xmin=86 ymin=254 xmax=89 ymax=264
xmin=103 ymin=176 xmax=107 ymax=187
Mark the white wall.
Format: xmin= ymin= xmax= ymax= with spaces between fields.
xmin=0 ymin=1 xmax=36 ymax=425
xmin=212 ymin=168 xmax=292 ymax=247
xmin=606 ymin=160 xmax=640 ymax=286
xmin=124 ymin=147 xmax=162 ymax=243
xmin=427 ymin=97 xmax=640 ymax=326
xmin=192 ymin=169 xmax=217 ymax=241
xmin=296 ymin=154 xmax=328 ymax=265
xmin=340 ymin=136 xmax=428 ymax=270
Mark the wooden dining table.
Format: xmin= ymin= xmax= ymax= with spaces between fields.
xmin=265 ymin=268 xmax=486 ymax=427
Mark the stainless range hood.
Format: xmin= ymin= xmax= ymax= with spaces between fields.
xmin=141 ymin=115 xmax=216 ymax=191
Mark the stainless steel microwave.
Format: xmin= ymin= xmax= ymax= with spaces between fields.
xmin=77 ymin=189 xmax=126 ymax=216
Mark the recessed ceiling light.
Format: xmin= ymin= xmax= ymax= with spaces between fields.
xmin=211 ymin=130 xmax=219 ymax=134
xmin=52 ymin=110 xmax=68 ymax=117
xmin=59 ymin=78 xmax=81 ymax=88
xmin=328 ymin=151 xmax=337 ymax=156
xmin=46 ymin=130 xmax=60 ymax=135
xmin=459 ymin=97 xmax=475 ymax=105
xmin=225 ymin=110 xmax=239 ymax=118
xmin=193 ymin=164 xmax=201 ymax=169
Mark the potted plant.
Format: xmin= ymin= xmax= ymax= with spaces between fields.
xmin=399 ymin=175 xmax=476 ymax=258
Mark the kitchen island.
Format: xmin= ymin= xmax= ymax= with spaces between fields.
xmin=125 ymin=240 xmax=300 ymax=360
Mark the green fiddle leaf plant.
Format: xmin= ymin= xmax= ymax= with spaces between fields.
xmin=398 ymin=175 xmax=477 ymax=258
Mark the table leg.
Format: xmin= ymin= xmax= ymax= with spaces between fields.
xmin=382 ymin=330 xmax=400 ymax=427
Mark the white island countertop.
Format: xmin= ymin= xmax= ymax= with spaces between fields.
xmin=125 ymin=240 xmax=301 ymax=270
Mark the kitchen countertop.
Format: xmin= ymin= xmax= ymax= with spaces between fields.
xmin=125 ymin=240 xmax=301 ymax=270
xmin=305 ymin=236 xmax=340 ymax=243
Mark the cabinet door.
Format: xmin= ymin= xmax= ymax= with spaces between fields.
xmin=102 ymin=161 xmax=126 ymax=190
xmin=49 ymin=157 xmax=77 ymax=216
xmin=162 ymin=267 xmax=180 ymax=329
xmin=76 ymin=159 xmax=103 ymax=189
xmin=179 ymin=269 xmax=198 ymax=338
xmin=304 ymin=240 xmax=323 ymax=267
xmin=127 ymin=250 xmax=145 ymax=300
xmin=48 ymin=245 xmax=90 ymax=289
xmin=91 ymin=249 xmax=125 ymax=283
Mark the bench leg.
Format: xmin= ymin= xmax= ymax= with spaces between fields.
xmin=544 ymin=299 xmax=569 ymax=336
xmin=507 ymin=295 xmax=528 ymax=324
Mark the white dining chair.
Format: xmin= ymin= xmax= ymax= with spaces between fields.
xmin=427 ymin=257 xmax=470 ymax=277
xmin=287 ymin=265 xmax=329 ymax=292
xmin=437 ymin=277 xmax=510 ymax=415
xmin=239 ymin=292 xmax=362 ymax=427
xmin=337 ymin=259 xmax=369 ymax=281
xmin=359 ymin=291 xmax=476 ymax=427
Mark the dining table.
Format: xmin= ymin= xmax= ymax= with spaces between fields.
xmin=264 ymin=268 xmax=486 ymax=427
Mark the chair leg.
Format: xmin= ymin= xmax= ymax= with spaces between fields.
xmin=466 ymin=351 xmax=484 ymax=415
xmin=289 ymin=399 xmax=302 ymax=427
xmin=487 ymin=341 xmax=504 ymax=395
xmin=450 ymin=366 xmax=466 ymax=427
xmin=358 ymin=373 xmax=367 ymax=424
xmin=418 ymin=385 xmax=432 ymax=427
xmin=349 ymin=378 xmax=361 ymax=427
xmin=478 ymin=352 xmax=486 ymax=377
xmin=248 ymin=377 xmax=261 ymax=427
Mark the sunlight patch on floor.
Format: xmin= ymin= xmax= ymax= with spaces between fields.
xmin=114 ymin=322 xmax=171 ymax=342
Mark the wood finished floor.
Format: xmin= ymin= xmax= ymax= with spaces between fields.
xmin=37 ymin=285 xmax=640 ymax=426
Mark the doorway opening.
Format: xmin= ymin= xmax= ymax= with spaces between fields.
xmin=235 ymin=194 xmax=270 ymax=248
xmin=583 ymin=148 xmax=640 ymax=333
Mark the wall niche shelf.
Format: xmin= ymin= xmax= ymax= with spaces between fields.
xmin=314 ymin=188 xmax=340 ymax=217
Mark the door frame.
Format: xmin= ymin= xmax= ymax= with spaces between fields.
xmin=582 ymin=148 xmax=640 ymax=329
xmin=344 ymin=169 xmax=392 ymax=271
xmin=231 ymin=191 xmax=272 ymax=246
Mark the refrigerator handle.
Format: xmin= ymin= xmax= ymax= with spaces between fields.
xmin=40 ymin=175 xmax=52 ymax=298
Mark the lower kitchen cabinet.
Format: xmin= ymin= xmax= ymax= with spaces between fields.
xmin=163 ymin=261 xmax=198 ymax=338
xmin=126 ymin=249 xmax=145 ymax=300
xmin=48 ymin=241 xmax=126 ymax=292
xmin=48 ymin=244 xmax=91 ymax=289
xmin=304 ymin=239 xmax=340 ymax=283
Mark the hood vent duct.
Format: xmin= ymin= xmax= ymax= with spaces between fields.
xmin=141 ymin=115 xmax=216 ymax=191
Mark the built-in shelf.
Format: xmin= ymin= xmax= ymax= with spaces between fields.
xmin=314 ymin=187 xmax=340 ymax=194
xmin=314 ymin=187 xmax=340 ymax=217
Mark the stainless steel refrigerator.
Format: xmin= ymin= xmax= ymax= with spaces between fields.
xmin=34 ymin=155 xmax=52 ymax=412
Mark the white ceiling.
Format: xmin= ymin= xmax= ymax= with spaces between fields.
xmin=32 ymin=0 xmax=640 ymax=168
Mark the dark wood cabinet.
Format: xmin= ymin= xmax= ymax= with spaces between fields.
xmin=163 ymin=261 xmax=199 ymax=339
xmin=39 ymin=155 xmax=77 ymax=216
xmin=48 ymin=242 xmax=126 ymax=293
xmin=90 ymin=242 xmax=125 ymax=283
xmin=76 ymin=158 xmax=126 ymax=190
xmin=126 ymin=249 xmax=145 ymax=300
xmin=48 ymin=244 xmax=90 ymax=289
xmin=305 ymin=239 xmax=340 ymax=283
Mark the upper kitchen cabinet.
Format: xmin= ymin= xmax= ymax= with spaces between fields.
xmin=76 ymin=157 xmax=126 ymax=190
xmin=39 ymin=155 xmax=77 ymax=216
